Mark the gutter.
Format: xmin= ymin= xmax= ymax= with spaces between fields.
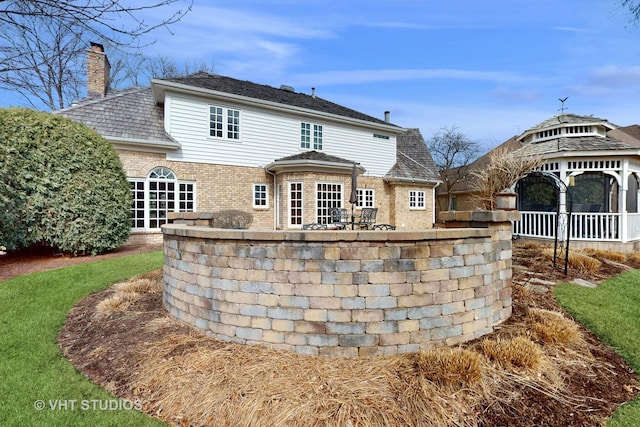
xmin=108 ymin=136 xmax=181 ymax=151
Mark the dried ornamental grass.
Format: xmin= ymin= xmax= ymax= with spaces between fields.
xmin=479 ymin=336 xmax=542 ymax=370
xmin=528 ymin=308 xmax=584 ymax=348
xmin=542 ymin=248 xmax=601 ymax=273
xmin=94 ymin=277 xmax=161 ymax=319
xmin=581 ymin=248 xmax=626 ymax=263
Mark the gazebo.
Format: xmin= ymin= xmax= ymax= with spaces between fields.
xmin=510 ymin=114 xmax=640 ymax=251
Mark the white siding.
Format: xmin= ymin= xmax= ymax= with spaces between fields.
xmin=164 ymin=92 xmax=397 ymax=177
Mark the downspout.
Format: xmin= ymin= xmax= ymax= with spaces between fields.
xmin=433 ymin=182 xmax=441 ymax=226
xmin=265 ymin=168 xmax=277 ymax=230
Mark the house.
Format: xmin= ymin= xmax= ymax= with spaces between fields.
xmin=58 ymin=44 xmax=441 ymax=243
xmin=438 ymin=113 xmax=640 ymax=251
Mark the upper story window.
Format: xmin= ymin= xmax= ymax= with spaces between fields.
xmin=210 ymin=105 xmax=240 ymax=140
xmin=301 ymin=122 xmax=323 ymax=150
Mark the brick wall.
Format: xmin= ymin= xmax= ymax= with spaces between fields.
xmin=117 ymin=149 xmax=437 ymax=237
xmin=162 ymin=211 xmax=517 ymax=357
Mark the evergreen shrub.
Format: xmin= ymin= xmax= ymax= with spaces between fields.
xmin=0 ymin=108 xmax=130 ymax=255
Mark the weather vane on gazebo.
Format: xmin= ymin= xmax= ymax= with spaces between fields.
xmin=558 ymin=97 xmax=569 ymax=113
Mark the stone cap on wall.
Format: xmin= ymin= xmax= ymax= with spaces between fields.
xmin=439 ymin=210 xmax=521 ymax=223
xmin=162 ymin=223 xmax=492 ymax=242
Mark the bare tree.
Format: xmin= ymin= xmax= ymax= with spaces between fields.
xmin=0 ymin=11 xmax=86 ymax=109
xmin=469 ymin=146 xmax=543 ymax=210
xmin=108 ymin=53 xmax=216 ymax=88
xmin=427 ymin=126 xmax=480 ymax=211
xmin=0 ymin=0 xmax=192 ymax=109
xmin=621 ymin=0 xmax=640 ymax=24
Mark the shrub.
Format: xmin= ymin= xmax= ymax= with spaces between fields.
xmin=0 ymin=108 xmax=130 ymax=255
xmin=211 ymin=209 xmax=253 ymax=229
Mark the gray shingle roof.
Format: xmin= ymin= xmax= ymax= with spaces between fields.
xmin=526 ymin=113 xmax=612 ymax=133
xmin=161 ymin=73 xmax=395 ymax=127
xmin=274 ymin=150 xmax=356 ymax=164
xmin=385 ymin=128 xmax=441 ymax=183
xmin=56 ymin=87 xmax=177 ymax=146
xmin=514 ymin=135 xmax=636 ymax=156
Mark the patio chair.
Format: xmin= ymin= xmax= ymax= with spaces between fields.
xmin=357 ymin=207 xmax=378 ymax=229
xmin=329 ymin=207 xmax=350 ymax=230
xmin=372 ymin=223 xmax=395 ymax=230
xmin=303 ymin=223 xmax=328 ymax=230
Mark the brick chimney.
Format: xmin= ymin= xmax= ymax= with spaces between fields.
xmin=86 ymin=42 xmax=110 ymax=98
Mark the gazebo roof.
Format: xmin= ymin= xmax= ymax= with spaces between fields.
xmin=513 ymin=135 xmax=638 ymax=156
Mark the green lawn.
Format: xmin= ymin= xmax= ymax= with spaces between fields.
xmin=555 ymin=270 xmax=640 ymax=427
xmin=0 ymin=251 xmax=166 ymax=427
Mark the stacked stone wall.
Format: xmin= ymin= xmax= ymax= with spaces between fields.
xmin=162 ymin=211 xmax=517 ymax=357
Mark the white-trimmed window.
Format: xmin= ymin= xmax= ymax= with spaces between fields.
xmin=317 ymin=182 xmax=342 ymax=223
xmin=129 ymin=167 xmax=196 ymax=230
xmin=210 ymin=105 xmax=240 ymax=139
xmin=409 ymin=190 xmax=425 ymax=209
xmin=357 ymin=188 xmax=375 ymax=208
xmin=253 ymin=184 xmax=269 ymax=208
xmin=301 ymin=122 xmax=323 ymax=150
xmin=289 ymin=182 xmax=303 ymax=227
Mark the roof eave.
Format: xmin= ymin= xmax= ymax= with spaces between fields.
xmin=265 ymin=159 xmax=366 ymax=175
xmin=108 ymin=136 xmax=181 ymax=151
xmin=383 ymin=177 xmax=442 ymax=186
xmin=151 ymin=79 xmax=405 ymax=133
xmin=540 ymin=149 xmax=640 ymax=159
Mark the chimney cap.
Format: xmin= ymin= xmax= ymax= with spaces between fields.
xmin=90 ymin=42 xmax=104 ymax=52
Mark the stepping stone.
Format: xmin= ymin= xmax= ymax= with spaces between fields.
xmin=524 ymin=284 xmax=550 ymax=294
xmin=528 ymin=277 xmax=556 ymax=286
xmin=572 ymin=278 xmax=598 ymax=288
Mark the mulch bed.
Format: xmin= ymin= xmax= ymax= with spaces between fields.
xmin=52 ymin=242 xmax=640 ymax=426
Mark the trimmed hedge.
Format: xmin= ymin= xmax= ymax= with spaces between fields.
xmin=0 ymin=108 xmax=130 ymax=255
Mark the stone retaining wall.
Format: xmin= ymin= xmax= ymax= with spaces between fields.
xmin=162 ymin=211 xmax=518 ymax=357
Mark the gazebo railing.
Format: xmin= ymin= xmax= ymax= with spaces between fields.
xmin=626 ymin=213 xmax=640 ymax=241
xmin=513 ymin=211 xmax=556 ymax=239
xmin=513 ymin=211 xmax=622 ymax=241
xmin=570 ymin=212 xmax=619 ymax=241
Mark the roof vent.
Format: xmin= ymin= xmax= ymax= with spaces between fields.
xmin=280 ymin=85 xmax=295 ymax=92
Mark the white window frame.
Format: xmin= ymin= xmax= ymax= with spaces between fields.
xmin=289 ymin=181 xmax=304 ymax=228
xmin=129 ymin=167 xmax=196 ymax=231
xmin=301 ymin=122 xmax=323 ymax=150
xmin=253 ymin=183 xmax=269 ymax=209
xmin=356 ymin=188 xmax=375 ymax=209
xmin=209 ymin=105 xmax=240 ymax=140
xmin=409 ymin=190 xmax=426 ymax=210
xmin=316 ymin=182 xmax=343 ymax=224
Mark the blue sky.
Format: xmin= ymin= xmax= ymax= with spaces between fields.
xmin=3 ymin=0 xmax=640 ymax=151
